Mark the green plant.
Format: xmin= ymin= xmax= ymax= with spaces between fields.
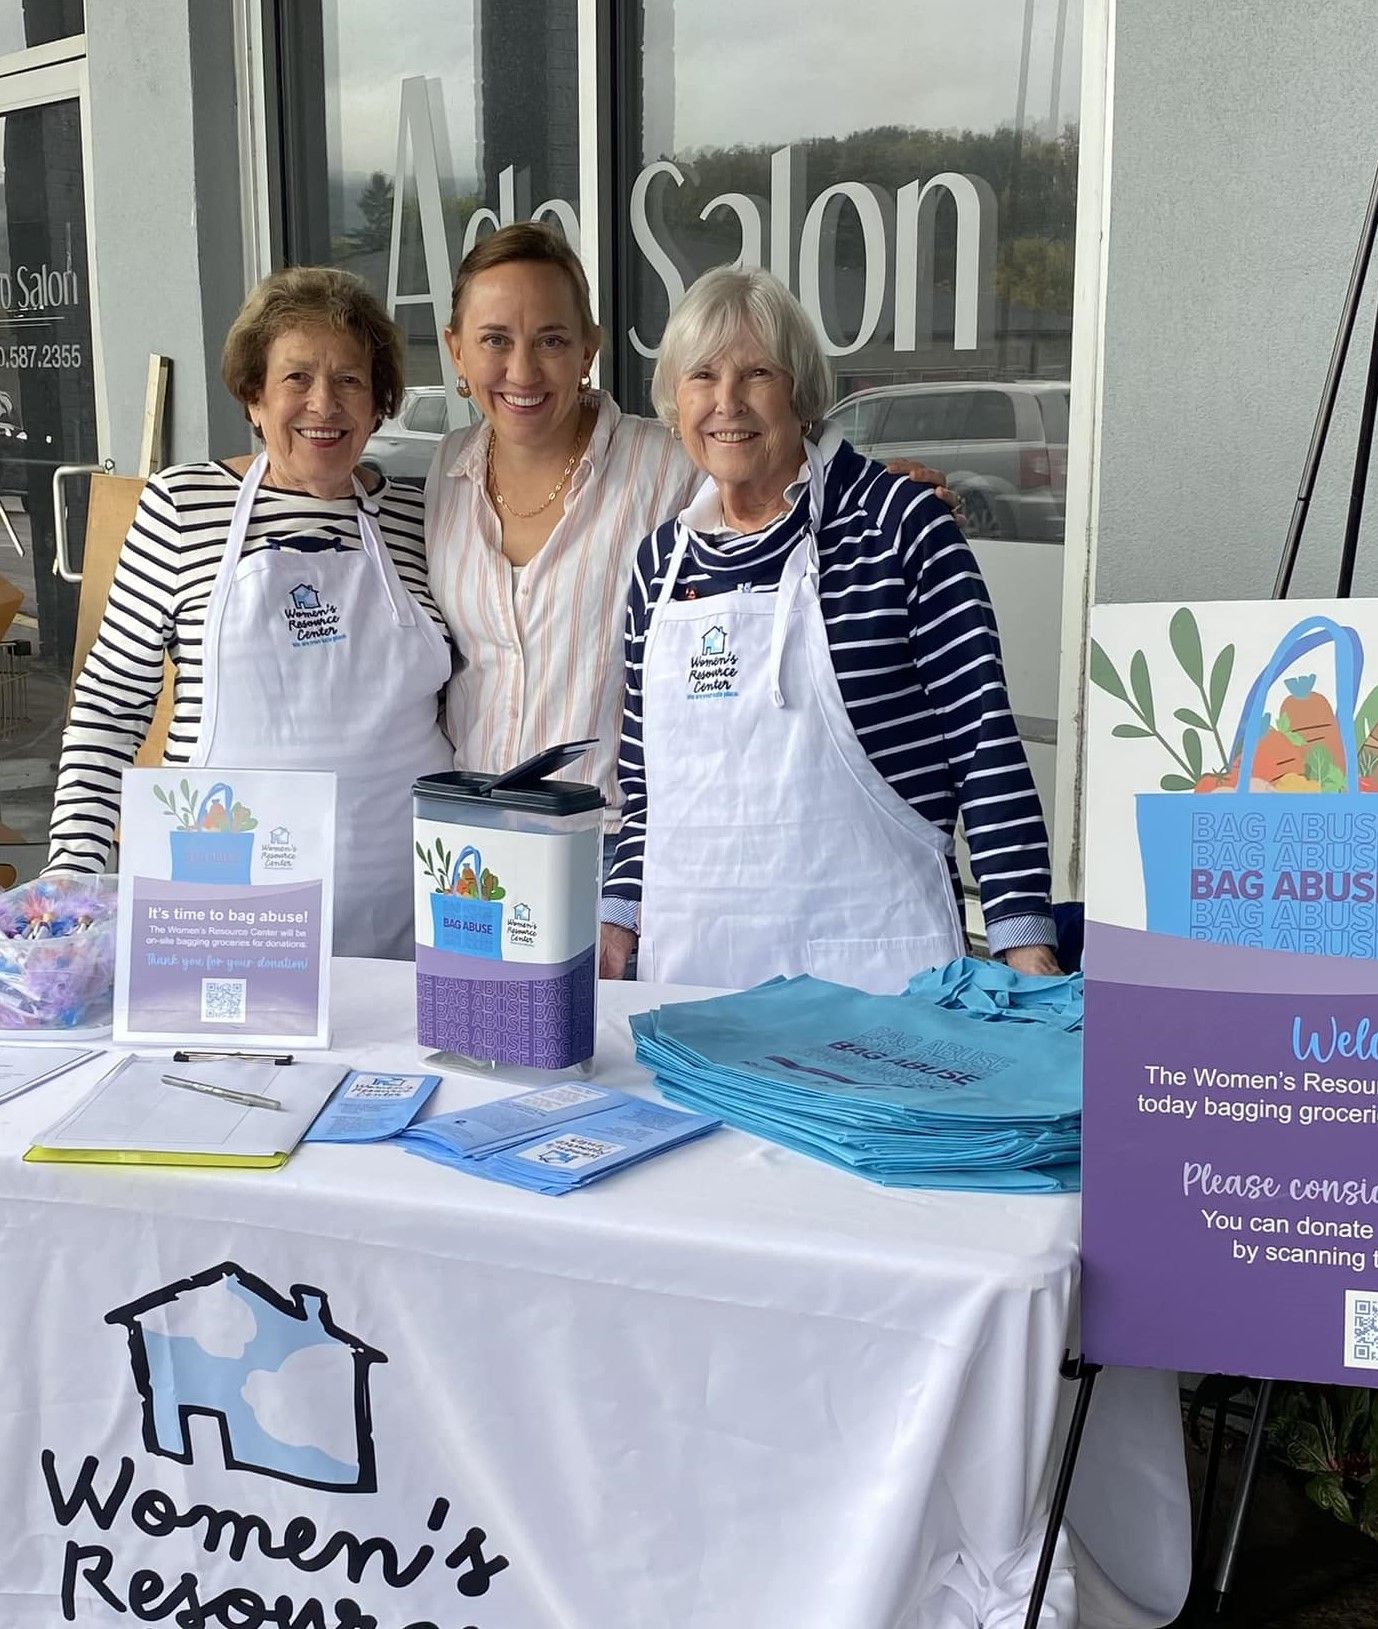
xmin=1269 ymin=1384 xmax=1378 ymax=1537
xmin=1089 ymin=607 xmax=1236 ymax=791
xmin=153 ymin=780 xmax=200 ymax=829
xmin=415 ymin=837 xmax=455 ymax=893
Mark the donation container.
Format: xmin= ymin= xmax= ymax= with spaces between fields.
xmin=413 ymin=739 xmax=604 ymax=1071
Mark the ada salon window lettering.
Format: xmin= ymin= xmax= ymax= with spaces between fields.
xmin=687 ymin=626 xmax=738 ymax=700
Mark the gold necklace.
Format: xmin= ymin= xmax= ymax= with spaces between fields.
xmin=487 ymin=412 xmax=588 ymax=519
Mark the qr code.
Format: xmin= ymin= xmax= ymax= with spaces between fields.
xmin=1344 ymin=1291 xmax=1378 ymax=1368
xmin=200 ymin=977 xmax=247 ymax=1025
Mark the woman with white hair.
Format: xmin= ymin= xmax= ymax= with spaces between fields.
xmin=600 ymin=265 xmax=1059 ymax=992
xmin=427 ymin=224 xmax=956 ymax=887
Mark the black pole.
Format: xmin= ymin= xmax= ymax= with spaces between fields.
xmin=1274 ymin=158 xmax=1378 ymax=598
xmin=1337 ymin=302 xmax=1378 ymax=596
xmin=1192 ymin=1385 xmax=1231 ymax=1579
xmin=1209 ymin=1379 xmax=1274 ymax=1614
xmin=1022 ymin=1355 xmax=1102 ymax=1629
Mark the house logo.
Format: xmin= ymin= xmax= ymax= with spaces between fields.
xmin=260 ymin=824 xmax=298 ymax=873
xmin=507 ymin=900 xmax=537 ymax=949
xmin=105 ymin=1262 xmax=386 ymax=1493
xmin=283 ymin=583 xmax=345 ymax=649
xmin=687 ymin=623 xmax=739 ymax=700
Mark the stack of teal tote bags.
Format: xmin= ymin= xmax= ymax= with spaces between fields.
xmin=631 ymin=959 xmax=1084 ymax=1193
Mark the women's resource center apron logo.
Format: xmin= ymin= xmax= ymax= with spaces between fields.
xmin=284 ymin=582 xmax=346 ymax=648
xmin=687 ymin=625 xmax=739 ymax=699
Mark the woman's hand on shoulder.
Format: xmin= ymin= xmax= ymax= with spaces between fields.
xmin=1002 ymin=944 xmax=1062 ymax=977
xmin=600 ymin=923 xmax=637 ymax=980
xmin=884 ymin=459 xmax=965 ymax=529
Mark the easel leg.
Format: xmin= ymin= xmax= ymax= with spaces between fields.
xmin=1209 ymin=1379 xmax=1274 ymax=1614
xmin=1192 ymin=1381 xmax=1232 ymax=1578
xmin=1022 ymin=1354 xmax=1102 ymax=1629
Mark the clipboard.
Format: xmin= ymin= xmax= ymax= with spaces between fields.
xmin=25 ymin=1056 xmax=346 ymax=1168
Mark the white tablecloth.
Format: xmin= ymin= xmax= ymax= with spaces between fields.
xmin=0 ymin=960 xmax=1189 ymax=1628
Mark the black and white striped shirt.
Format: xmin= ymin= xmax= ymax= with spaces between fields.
xmin=46 ymin=461 xmax=449 ymax=874
xmin=603 ymin=438 xmax=1054 ymax=954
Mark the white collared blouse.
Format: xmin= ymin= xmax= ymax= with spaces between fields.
xmin=424 ymin=390 xmax=699 ymax=824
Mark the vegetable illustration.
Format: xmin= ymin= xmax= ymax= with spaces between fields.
xmin=1248 ymin=714 xmax=1307 ymax=784
xmin=1280 ymin=674 xmax=1345 ymax=770
xmin=415 ymin=838 xmax=506 ymax=901
xmin=153 ymin=781 xmax=257 ymax=831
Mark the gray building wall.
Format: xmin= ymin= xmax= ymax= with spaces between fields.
xmin=1094 ymin=0 xmax=1378 ymax=606
xmin=86 ymin=0 xmax=248 ymax=473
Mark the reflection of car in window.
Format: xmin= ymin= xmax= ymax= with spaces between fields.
xmin=827 ymin=379 xmax=1070 ymax=921
xmin=361 ymin=385 xmax=477 ymax=487
xmin=828 ymin=380 xmax=1069 ymax=543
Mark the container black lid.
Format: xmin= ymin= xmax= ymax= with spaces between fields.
xmin=414 ymin=738 xmax=606 ymax=815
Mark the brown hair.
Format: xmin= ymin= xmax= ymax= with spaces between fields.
xmin=448 ymin=222 xmax=599 ymax=341
xmin=221 ymin=265 xmax=406 ymax=428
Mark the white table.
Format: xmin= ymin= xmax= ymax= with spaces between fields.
xmin=0 ymin=960 xmax=1189 ymax=1628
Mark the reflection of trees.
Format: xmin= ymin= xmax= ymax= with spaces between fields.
xmin=349 ymin=171 xmax=394 ymax=255
xmin=656 ymin=123 xmax=1080 ymax=317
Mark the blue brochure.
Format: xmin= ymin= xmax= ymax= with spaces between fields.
xmin=397 ymin=1087 xmax=718 ymax=1193
xmin=304 ymin=1069 xmax=442 ymax=1143
xmin=402 ymin=1082 xmax=634 ymax=1159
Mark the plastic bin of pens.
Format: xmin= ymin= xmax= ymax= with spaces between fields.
xmin=0 ymin=875 xmax=118 ymax=1031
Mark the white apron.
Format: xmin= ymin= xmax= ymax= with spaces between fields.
xmin=187 ymin=452 xmax=452 ymax=959
xmin=638 ymin=443 xmax=966 ymax=994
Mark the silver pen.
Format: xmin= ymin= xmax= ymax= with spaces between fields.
xmin=161 ymin=1073 xmax=283 ymax=1112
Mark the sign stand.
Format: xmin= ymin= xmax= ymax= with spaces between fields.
xmin=1022 ymin=153 xmax=1378 ymax=1629
xmin=1204 ymin=152 xmax=1378 ymax=1617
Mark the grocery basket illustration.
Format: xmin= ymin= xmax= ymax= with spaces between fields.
xmin=1135 ymin=614 xmax=1378 ymax=951
xmin=430 ymin=844 xmax=504 ymax=959
xmin=169 ymin=783 xmax=256 ymax=884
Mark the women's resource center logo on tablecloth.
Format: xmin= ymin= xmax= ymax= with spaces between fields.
xmin=38 ymin=1262 xmax=511 ymax=1625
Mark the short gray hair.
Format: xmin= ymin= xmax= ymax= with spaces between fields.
xmin=651 ymin=266 xmax=833 ymax=430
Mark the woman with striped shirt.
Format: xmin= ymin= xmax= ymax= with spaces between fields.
xmin=599 ymin=267 xmax=1059 ymax=991
xmin=47 ymin=268 xmax=453 ymax=958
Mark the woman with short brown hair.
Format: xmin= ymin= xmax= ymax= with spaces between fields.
xmin=47 ymin=266 xmax=454 ymax=959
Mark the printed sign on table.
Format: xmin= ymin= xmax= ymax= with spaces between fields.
xmin=1084 ymin=601 xmax=1378 ymax=1384
xmin=115 ymin=769 xmax=334 ymax=1047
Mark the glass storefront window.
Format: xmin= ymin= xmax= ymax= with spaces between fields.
xmin=279 ymin=0 xmax=580 ymax=436
xmin=618 ymin=0 xmax=1081 ymax=544
xmin=0 ymin=2 xmax=83 ymax=58
xmin=0 ymin=91 xmax=97 ymax=870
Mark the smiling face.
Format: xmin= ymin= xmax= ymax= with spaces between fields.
xmin=673 ymin=328 xmax=805 ymax=522
xmin=445 ymin=259 xmax=597 ymax=452
xmin=247 ymin=325 xmax=377 ymax=498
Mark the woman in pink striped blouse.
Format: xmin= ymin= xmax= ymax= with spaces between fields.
xmin=424 ymin=224 xmax=954 ymax=861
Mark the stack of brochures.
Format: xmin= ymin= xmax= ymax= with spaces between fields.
xmin=396 ymin=1082 xmax=719 ymax=1194
xmin=630 ymin=973 xmax=1083 ymax=1193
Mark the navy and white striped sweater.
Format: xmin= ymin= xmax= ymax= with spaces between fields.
xmin=602 ymin=437 xmax=1054 ymax=954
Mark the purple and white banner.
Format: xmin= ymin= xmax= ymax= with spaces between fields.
xmin=1084 ymin=601 xmax=1378 ymax=1384
xmin=115 ymin=770 xmax=335 ymax=1048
